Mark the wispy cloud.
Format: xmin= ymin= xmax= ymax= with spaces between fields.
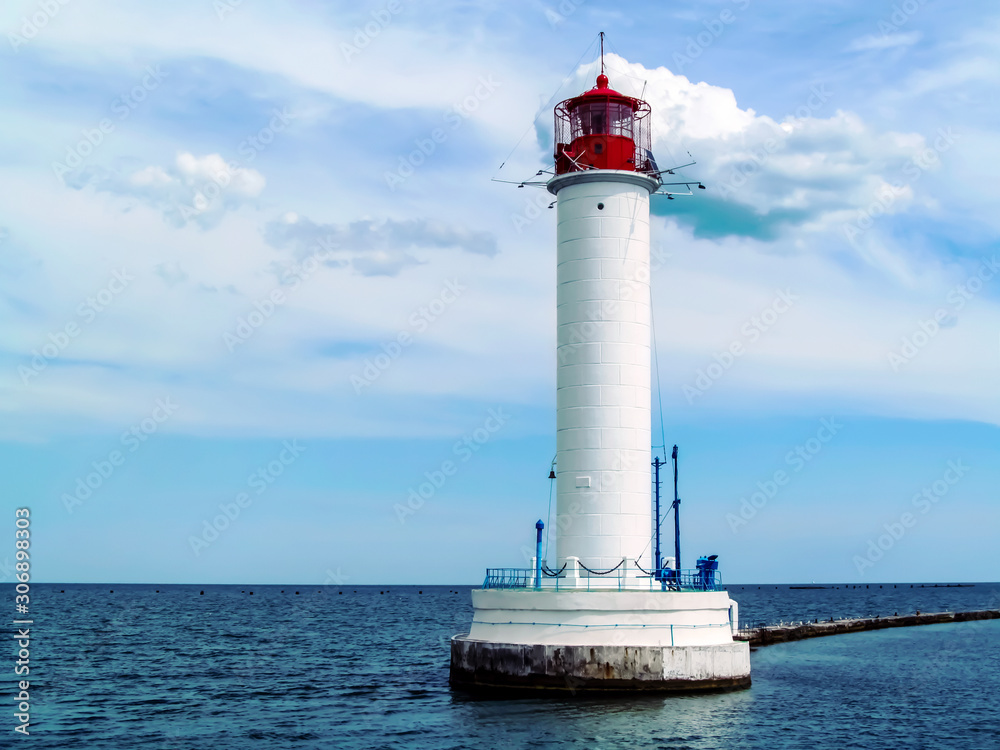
xmin=154 ymin=261 xmax=189 ymax=286
xmin=263 ymin=214 xmax=498 ymax=277
xmin=66 ymin=153 xmax=266 ymax=229
xmin=848 ymin=31 xmax=923 ymax=52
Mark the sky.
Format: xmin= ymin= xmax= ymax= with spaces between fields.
xmin=1 ymin=0 xmax=998 ymax=585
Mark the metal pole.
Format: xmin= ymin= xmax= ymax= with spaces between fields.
xmin=653 ymin=457 xmax=662 ymax=577
xmin=672 ymin=445 xmax=681 ymax=574
xmin=535 ymin=520 xmax=544 ymax=590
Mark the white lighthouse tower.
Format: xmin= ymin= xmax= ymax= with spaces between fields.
xmin=551 ymin=79 xmax=655 ymax=575
xmin=451 ymin=54 xmax=750 ymax=692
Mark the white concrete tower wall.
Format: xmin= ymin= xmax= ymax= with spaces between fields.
xmin=549 ymin=171 xmax=658 ymax=571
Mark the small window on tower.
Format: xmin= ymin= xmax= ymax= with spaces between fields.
xmin=594 ymin=142 xmax=604 ymax=155
xmin=597 ymin=203 xmax=605 ymax=210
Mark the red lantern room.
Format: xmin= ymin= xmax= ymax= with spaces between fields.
xmin=553 ymin=71 xmax=653 ymax=176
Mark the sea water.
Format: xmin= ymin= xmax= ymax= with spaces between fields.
xmin=5 ymin=583 xmax=999 ymax=749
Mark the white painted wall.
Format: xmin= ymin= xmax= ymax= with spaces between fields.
xmin=468 ymin=588 xmax=735 ymax=647
xmin=548 ymin=171 xmax=659 ymax=571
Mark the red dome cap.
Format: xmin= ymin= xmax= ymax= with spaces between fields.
xmin=577 ymin=73 xmax=624 ymax=99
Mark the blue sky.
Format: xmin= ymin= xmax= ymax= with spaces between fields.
xmin=1 ymin=0 xmax=997 ymax=585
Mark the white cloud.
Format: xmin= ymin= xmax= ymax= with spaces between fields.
xmin=18 ymin=1 xmax=538 ymax=144
xmin=3 ymin=12 xmax=998 ymax=440
xmin=351 ymin=250 xmax=422 ymax=277
xmin=563 ymin=54 xmax=930 ymax=245
xmin=645 ymin=222 xmax=1000 ymax=426
xmin=176 ymin=153 xmax=265 ymax=198
xmin=263 ymin=214 xmax=498 ymax=277
xmin=154 ymin=260 xmax=189 ymax=286
xmin=848 ymin=31 xmax=923 ymax=52
xmin=66 ymin=152 xmax=266 ymax=229
xmin=900 ymin=55 xmax=1000 ymax=97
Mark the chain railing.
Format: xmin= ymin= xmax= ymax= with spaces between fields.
xmin=482 ymin=564 xmax=724 ymax=592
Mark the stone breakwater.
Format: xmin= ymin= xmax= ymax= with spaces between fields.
xmin=739 ymin=610 xmax=1000 ymax=647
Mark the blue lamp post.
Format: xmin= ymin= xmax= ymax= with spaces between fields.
xmin=535 ymin=520 xmax=544 ymax=590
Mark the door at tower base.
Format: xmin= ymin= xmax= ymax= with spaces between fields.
xmin=449 ymin=639 xmax=751 ymax=693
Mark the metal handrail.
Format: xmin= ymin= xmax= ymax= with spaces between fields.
xmin=481 ymin=566 xmax=724 ymax=592
xmin=482 ymin=568 xmax=533 ymax=589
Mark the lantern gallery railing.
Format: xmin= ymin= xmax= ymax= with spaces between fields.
xmin=482 ymin=565 xmax=724 ymax=592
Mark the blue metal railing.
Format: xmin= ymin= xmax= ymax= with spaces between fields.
xmin=481 ymin=565 xmax=724 ymax=592
xmin=658 ymin=568 xmax=723 ymax=591
xmin=482 ymin=568 xmax=533 ymax=589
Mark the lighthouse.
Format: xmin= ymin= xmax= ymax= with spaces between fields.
xmin=551 ymin=70 xmax=656 ymax=576
xmin=450 ymin=52 xmax=751 ymax=692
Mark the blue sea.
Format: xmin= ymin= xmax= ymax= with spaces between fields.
xmin=5 ymin=582 xmax=1000 ymax=749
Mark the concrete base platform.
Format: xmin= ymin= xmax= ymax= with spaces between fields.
xmin=450 ymin=636 xmax=751 ymax=693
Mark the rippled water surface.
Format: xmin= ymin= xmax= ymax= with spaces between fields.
xmin=5 ymin=583 xmax=999 ymax=749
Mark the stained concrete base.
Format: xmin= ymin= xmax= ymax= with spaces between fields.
xmin=450 ymin=636 xmax=751 ymax=693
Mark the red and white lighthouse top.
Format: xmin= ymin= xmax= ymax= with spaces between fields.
xmin=553 ymin=73 xmax=653 ymax=175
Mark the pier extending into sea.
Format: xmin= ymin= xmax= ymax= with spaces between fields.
xmin=737 ymin=609 xmax=1000 ymax=648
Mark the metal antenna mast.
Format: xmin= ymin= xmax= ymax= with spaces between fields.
xmin=653 ymin=456 xmax=663 ymax=575
xmin=672 ymin=445 xmax=681 ymax=574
